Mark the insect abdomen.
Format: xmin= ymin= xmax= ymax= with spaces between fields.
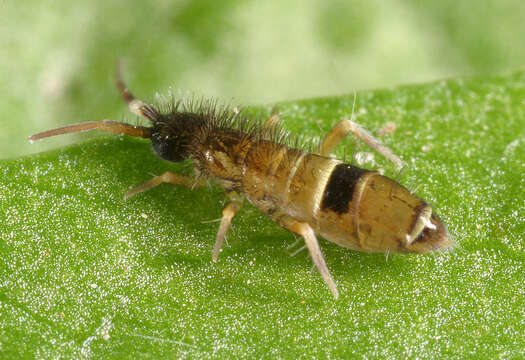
xmin=194 ymin=127 xmax=445 ymax=255
xmin=316 ymin=167 xmax=434 ymax=253
xmin=242 ymin=144 xmax=437 ymax=254
xmin=241 ymin=142 xmax=339 ymax=222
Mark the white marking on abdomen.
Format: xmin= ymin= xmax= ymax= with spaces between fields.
xmin=312 ymin=159 xmax=341 ymax=219
xmin=283 ymin=151 xmax=306 ymax=204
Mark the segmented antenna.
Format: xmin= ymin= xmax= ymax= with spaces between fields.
xmin=29 ymin=62 xmax=156 ymax=142
xmin=115 ymin=60 xmax=159 ymax=122
xmin=28 ymin=120 xmax=151 ymax=142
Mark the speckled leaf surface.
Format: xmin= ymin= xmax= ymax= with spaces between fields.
xmin=1 ymin=72 xmax=524 ymax=358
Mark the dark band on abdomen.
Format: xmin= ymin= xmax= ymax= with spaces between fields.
xmin=320 ymin=164 xmax=368 ymax=214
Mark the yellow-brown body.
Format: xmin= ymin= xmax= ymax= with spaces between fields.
xmin=193 ymin=128 xmax=449 ymax=255
xmin=30 ymin=71 xmax=452 ymax=298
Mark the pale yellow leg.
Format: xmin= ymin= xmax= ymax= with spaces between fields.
xmin=124 ymin=171 xmax=204 ymax=199
xmin=212 ymin=192 xmax=244 ymax=262
xmin=276 ymin=214 xmax=339 ymax=299
xmin=316 ymin=119 xmax=404 ymax=169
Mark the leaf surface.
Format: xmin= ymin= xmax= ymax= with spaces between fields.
xmin=1 ymin=72 xmax=524 ymax=358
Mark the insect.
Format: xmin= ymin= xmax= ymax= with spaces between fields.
xmin=30 ymin=68 xmax=453 ymax=298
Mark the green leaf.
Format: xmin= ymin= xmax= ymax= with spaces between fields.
xmin=1 ymin=72 xmax=523 ymax=358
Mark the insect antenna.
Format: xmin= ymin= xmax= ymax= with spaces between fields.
xmin=29 ymin=63 xmax=156 ymax=142
xmin=115 ymin=60 xmax=159 ymax=122
xmin=29 ymin=120 xmax=151 ymax=142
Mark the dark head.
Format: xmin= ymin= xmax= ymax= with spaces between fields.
xmin=28 ymin=106 xmax=200 ymax=166
xmin=29 ymin=68 xmax=205 ymax=164
xmin=150 ymin=113 xmax=200 ymax=162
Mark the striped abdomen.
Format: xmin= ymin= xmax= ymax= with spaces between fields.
xmin=197 ymin=135 xmax=450 ymax=254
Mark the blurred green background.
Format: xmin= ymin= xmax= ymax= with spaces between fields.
xmin=2 ymin=0 xmax=525 ymax=159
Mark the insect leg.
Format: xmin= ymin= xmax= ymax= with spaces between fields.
xmin=263 ymin=107 xmax=280 ymax=129
xmin=276 ymin=215 xmax=339 ymax=299
xmin=316 ymin=119 xmax=404 ymax=168
xmin=124 ymin=171 xmax=205 ymax=199
xmin=212 ymin=191 xmax=244 ymax=262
